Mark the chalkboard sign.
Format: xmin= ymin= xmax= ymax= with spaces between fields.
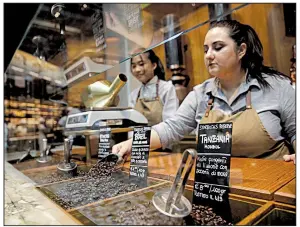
xmin=98 ymin=127 xmax=112 ymax=159
xmin=193 ymin=123 xmax=233 ymax=221
xmin=129 ymin=126 xmax=151 ymax=186
xmin=91 ymin=8 xmax=106 ymax=52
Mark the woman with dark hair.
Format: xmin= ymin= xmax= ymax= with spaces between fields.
xmin=114 ymin=20 xmax=295 ymax=163
xmin=129 ymin=48 xmax=179 ymax=126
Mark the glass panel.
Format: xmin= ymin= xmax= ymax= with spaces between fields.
xmin=255 ymin=208 xmax=296 ymax=226
xmin=6 ymin=3 xmax=249 ymax=86
xmin=4 ymin=3 xmax=251 ymax=160
xmin=69 ymin=184 xmax=262 ymax=225
xmin=37 ymin=171 xmax=161 ymax=210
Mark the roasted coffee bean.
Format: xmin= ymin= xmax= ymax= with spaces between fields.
xmin=112 ymin=200 xmax=185 ymax=225
xmin=188 ymin=205 xmax=233 ymax=226
xmin=29 ymin=168 xmax=88 ymax=185
xmin=49 ymin=161 xmax=138 ymax=210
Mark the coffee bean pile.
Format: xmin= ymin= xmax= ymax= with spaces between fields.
xmin=84 ymin=161 xmax=117 ymax=179
xmin=29 ymin=169 xmax=88 ymax=185
xmin=113 ymin=201 xmax=185 ymax=225
xmin=189 ymin=204 xmax=233 ymax=226
xmin=50 ymin=161 xmax=138 ymax=210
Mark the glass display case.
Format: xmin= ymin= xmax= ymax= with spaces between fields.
xmin=4 ymin=3 xmax=251 ymax=160
xmin=4 ymin=3 xmax=296 ymax=226
xmin=5 ymin=2 xmax=295 ymax=162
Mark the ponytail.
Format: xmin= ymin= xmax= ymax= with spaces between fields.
xmin=210 ymin=20 xmax=291 ymax=88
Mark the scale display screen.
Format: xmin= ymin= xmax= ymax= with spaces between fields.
xmin=67 ymin=114 xmax=89 ymax=124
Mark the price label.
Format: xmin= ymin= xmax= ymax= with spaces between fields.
xmin=129 ymin=126 xmax=151 ymax=186
xmin=91 ymin=9 xmax=106 ymax=52
xmin=98 ymin=127 xmax=112 ymax=159
xmin=193 ymin=123 xmax=233 ymax=221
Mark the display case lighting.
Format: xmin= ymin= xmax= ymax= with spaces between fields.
xmin=43 ymin=76 xmax=51 ymax=81
xmin=11 ymin=66 xmax=24 ymax=72
xmin=54 ymin=80 xmax=62 ymax=84
xmin=28 ymin=71 xmax=39 ymax=78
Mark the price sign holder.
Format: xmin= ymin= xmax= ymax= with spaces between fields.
xmin=129 ymin=126 xmax=151 ymax=187
xmin=152 ymin=149 xmax=197 ymax=218
xmin=91 ymin=7 xmax=106 ymax=52
xmin=98 ymin=127 xmax=112 ymax=159
xmin=192 ymin=123 xmax=233 ymax=222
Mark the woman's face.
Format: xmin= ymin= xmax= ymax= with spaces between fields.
xmin=204 ymin=27 xmax=242 ymax=78
xmin=131 ymin=53 xmax=157 ymax=84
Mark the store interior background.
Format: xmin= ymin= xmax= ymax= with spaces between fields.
xmin=4 ymin=3 xmax=296 ymax=158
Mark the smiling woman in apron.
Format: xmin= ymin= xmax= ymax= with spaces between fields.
xmin=113 ymin=20 xmax=296 ymax=164
xmin=129 ymin=49 xmax=179 ymax=126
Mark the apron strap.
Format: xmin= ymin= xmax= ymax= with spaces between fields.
xmin=136 ymin=79 xmax=160 ymax=102
xmin=246 ymin=90 xmax=252 ymax=109
xmin=204 ymin=90 xmax=252 ymax=117
xmin=136 ymin=88 xmax=141 ymax=103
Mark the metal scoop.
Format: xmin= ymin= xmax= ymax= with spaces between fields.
xmin=57 ymin=138 xmax=77 ymax=176
xmin=17 ymin=140 xmax=34 ymax=163
xmin=152 ymin=148 xmax=197 ymax=218
xmin=99 ymin=153 xmax=120 ymax=163
xmin=36 ymin=139 xmax=52 ymax=163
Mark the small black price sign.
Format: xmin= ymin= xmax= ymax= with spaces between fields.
xmin=91 ymin=8 xmax=106 ymax=52
xmin=193 ymin=123 xmax=233 ymax=221
xmin=129 ymin=126 xmax=151 ymax=186
xmin=98 ymin=127 xmax=112 ymax=159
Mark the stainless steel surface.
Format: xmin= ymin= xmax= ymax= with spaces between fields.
xmin=88 ymin=107 xmax=132 ymax=111
xmin=36 ymin=139 xmax=52 ymax=163
xmin=99 ymin=153 xmax=124 ymax=165
xmin=42 ymin=138 xmax=48 ymax=153
xmin=57 ymin=162 xmax=77 ymax=171
xmin=64 ymin=128 xmax=133 ymax=163
xmin=64 ymin=138 xmax=71 ymax=163
xmin=36 ymin=156 xmax=52 ymax=163
xmin=152 ymin=189 xmax=192 ymax=218
xmin=57 ymin=138 xmax=78 ymax=172
xmin=85 ymin=135 xmax=91 ymax=163
xmin=64 ymin=128 xmax=133 ymax=136
xmin=152 ymin=148 xmax=196 ymax=217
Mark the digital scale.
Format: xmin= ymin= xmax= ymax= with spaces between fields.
xmin=61 ymin=57 xmax=149 ymax=162
xmin=64 ymin=107 xmax=148 ymax=162
xmin=65 ymin=107 xmax=147 ymax=132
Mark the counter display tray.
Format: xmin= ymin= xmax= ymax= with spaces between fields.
xmin=12 ymin=147 xmax=87 ymax=171
xmin=21 ymin=163 xmax=92 ymax=185
xmin=155 ymin=157 xmax=296 ymax=201
xmin=68 ymin=184 xmax=267 ymax=225
xmin=13 ymin=155 xmax=63 ymax=171
xmin=36 ymin=171 xmax=163 ymax=211
xmin=274 ymin=179 xmax=296 ymax=205
xmin=253 ymin=202 xmax=296 ymax=226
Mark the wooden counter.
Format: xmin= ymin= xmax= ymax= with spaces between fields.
xmin=6 ymin=148 xmax=296 ymax=225
xmin=12 ymin=148 xmax=295 ymax=201
xmin=123 ymin=152 xmax=296 ymax=200
xmin=274 ymin=179 xmax=296 ymax=205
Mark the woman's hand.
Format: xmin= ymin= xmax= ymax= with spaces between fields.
xmin=283 ymin=154 xmax=295 ymax=164
xmin=112 ymin=138 xmax=133 ymax=158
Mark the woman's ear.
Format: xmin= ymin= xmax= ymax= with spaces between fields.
xmin=152 ymin=62 xmax=157 ymax=71
xmin=238 ymin=43 xmax=247 ymax=59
